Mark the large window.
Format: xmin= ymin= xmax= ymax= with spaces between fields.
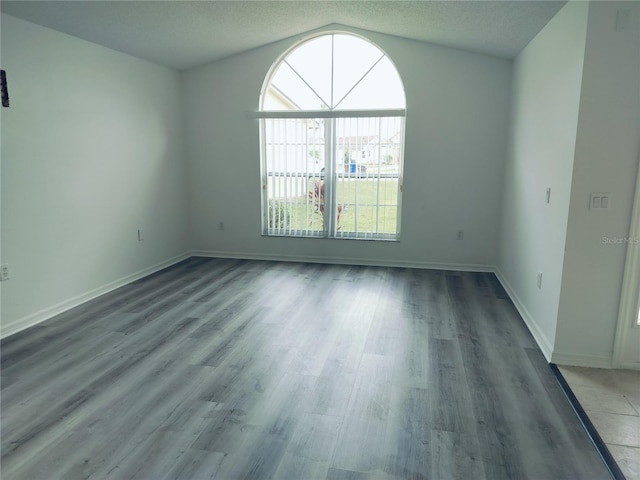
xmin=258 ymin=33 xmax=406 ymax=240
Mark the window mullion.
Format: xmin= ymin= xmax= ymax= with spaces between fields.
xmin=325 ymin=117 xmax=337 ymax=237
xmin=396 ymin=117 xmax=405 ymax=237
xmin=283 ymin=119 xmax=289 ymax=234
xmin=376 ymin=117 xmax=382 ymax=235
xmin=354 ymin=118 xmax=359 ymax=235
xmin=308 ymin=120 xmax=313 ymax=231
xmin=330 ymin=34 xmax=335 ymax=109
xmin=260 ymin=118 xmax=267 ymax=233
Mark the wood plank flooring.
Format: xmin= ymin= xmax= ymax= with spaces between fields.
xmin=1 ymin=257 xmax=611 ymax=479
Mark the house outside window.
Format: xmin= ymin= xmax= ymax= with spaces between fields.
xmin=258 ymin=33 xmax=406 ymax=240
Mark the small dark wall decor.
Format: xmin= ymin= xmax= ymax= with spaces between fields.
xmin=1 ymin=70 xmax=10 ymax=107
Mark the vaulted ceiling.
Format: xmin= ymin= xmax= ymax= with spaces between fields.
xmin=1 ymin=1 xmax=566 ymax=71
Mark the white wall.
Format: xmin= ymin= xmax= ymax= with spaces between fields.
xmin=498 ymin=1 xmax=640 ymax=367
xmin=497 ymin=2 xmax=589 ymax=359
xmin=0 ymin=14 xmax=189 ymax=336
xmin=183 ymin=25 xmax=512 ymax=269
xmin=554 ymin=1 xmax=640 ymax=367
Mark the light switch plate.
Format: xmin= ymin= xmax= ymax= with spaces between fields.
xmin=590 ymin=193 xmax=612 ymax=211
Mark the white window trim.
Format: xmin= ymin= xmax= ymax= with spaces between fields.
xmin=249 ymin=109 xmax=406 ymax=119
xmin=258 ymin=32 xmax=406 ymax=241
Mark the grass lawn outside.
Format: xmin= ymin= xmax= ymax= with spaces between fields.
xmin=270 ymin=177 xmax=399 ymax=235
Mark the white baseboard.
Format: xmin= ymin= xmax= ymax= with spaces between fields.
xmin=551 ymin=351 xmax=613 ymax=369
xmin=191 ymin=250 xmax=495 ymax=273
xmin=613 ymin=361 xmax=640 ymax=371
xmin=0 ymin=252 xmax=191 ymax=339
xmin=494 ymin=268 xmax=554 ymax=362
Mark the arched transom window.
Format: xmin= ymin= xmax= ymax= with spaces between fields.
xmin=258 ymin=33 xmax=406 ymax=240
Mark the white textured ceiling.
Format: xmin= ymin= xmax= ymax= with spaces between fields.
xmin=1 ymin=1 xmax=566 ymax=71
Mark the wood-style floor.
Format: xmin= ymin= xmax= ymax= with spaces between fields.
xmin=1 ymin=257 xmax=610 ymax=479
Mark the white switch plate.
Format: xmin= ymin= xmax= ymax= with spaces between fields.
xmin=590 ymin=193 xmax=612 ymax=211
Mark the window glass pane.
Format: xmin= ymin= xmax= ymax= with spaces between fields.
xmin=335 ymin=57 xmax=405 ymax=110
xmin=268 ymin=62 xmax=328 ymax=110
xmin=333 ymin=116 xmax=401 ymax=238
xmin=332 ymin=34 xmax=385 ymax=108
xmin=263 ymin=115 xmax=401 ymax=239
xmin=285 ymin=35 xmax=333 ymax=109
xmin=378 ymin=206 xmax=399 ymax=233
xmin=263 ymin=118 xmax=325 ymax=236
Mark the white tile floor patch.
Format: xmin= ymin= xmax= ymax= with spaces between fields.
xmin=608 ymin=444 xmax=640 ymax=479
xmin=559 ymin=366 xmax=640 ymax=480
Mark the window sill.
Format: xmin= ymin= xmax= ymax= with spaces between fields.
xmin=262 ymin=233 xmax=400 ymax=242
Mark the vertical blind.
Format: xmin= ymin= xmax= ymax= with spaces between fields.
xmin=261 ymin=114 xmax=404 ymax=240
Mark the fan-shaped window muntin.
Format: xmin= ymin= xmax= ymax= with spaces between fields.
xmin=259 ymin=33 xmax=406 ymax=240
xmin=262 ymin=34 xmax=405 ymax=111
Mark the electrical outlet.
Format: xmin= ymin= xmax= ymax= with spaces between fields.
xmin=137 ymin=229 xmax=143 ymax=241
xmin=219 ymin=222 xmax=225 ymax=231
xmin=456 ymin=230 xmax=464 ymax=241
xmin=537 ymin=272 xmax=543 ymax=289
xmin=0 ymin=264 xmax=9 ymax=281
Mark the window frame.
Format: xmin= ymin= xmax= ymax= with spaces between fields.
xmin=256 ymin=32 xmax=406 ymax=241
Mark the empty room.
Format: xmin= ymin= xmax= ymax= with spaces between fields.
xmin=1 ymin=1 xmax=639 ymax=479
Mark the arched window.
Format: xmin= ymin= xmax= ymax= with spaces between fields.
xmin=257 ymin=33 xmax=406 ymax=240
